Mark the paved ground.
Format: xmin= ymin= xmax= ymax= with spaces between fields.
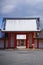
xmin=0 ymin=49 xmax=43 ymax=65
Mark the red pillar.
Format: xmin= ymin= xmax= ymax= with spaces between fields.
xmin=32 ymin=32 xmax=34 ymax=48
xmin=37 ymin=40 xmax=39 ymax=48
xmin=17 ymin=40 xmax=20 ymax=46
xmin=26 ymin=34 xmax=29 ymax=48
xmin=14 ymin=33 xmax=17 ymax=48
xmin=8 ymin=32 xmax=11 ymax=48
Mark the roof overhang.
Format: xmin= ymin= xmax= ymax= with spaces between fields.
xmin=1 ymin=30 xmax=41 ymax=33
xmin=2 ymin=17 xmax=40 ymax=32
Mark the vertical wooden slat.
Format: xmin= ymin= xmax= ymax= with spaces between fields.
xmin=26 ymin=34 xmax=29 ymax=48
xmin=32 ymin=32 xmax=34 ymax=48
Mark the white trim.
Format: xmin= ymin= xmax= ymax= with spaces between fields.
xmin=17 ymin=46 xmax=26 ymax=48
xmin=16 ymin=35 xmax=26 ymax=39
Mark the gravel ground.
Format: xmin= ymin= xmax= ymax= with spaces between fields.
xmin=0 ymin=49 xmax=43 ymax=65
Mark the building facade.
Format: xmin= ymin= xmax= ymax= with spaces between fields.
xmin=0 ymin=18 xmax=43 ymax=49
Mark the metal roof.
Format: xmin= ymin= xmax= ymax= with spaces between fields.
xmin=2 ymin=18 xmax=40 ymax=32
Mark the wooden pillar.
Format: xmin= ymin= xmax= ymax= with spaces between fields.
xmin=4 ymin=38 xmax=6 ymax=49
xmin=37 ymin=39 xmax=39 ymax=48
xmin=17 ymin=40 xmax=20 ymax=46
xmin=26 ymin=34 xmax=29 ymax=48
xmin=14 ymin=33 xmax=17 ymax=48
xmin=8 ymin=32 xmax=11 ymax=48
xmin=32 ymin=32 xmax=34 ymax=48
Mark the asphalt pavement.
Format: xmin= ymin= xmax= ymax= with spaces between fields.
xmin=0 ymin=49 xmax=43 ymax=65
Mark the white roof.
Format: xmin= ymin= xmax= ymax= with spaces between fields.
xmin=2 ymin=18 xmax=40 ymax=31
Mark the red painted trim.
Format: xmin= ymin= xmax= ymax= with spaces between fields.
xmin=8 ymin=33 xmax=11 ymax=48
xmin=26 ymin=34 xmax=29 ymax=48
xmin=14 ymin=33 xmax=17 ymax=48
xmin=32 ymin=32 xmax=34 ymax=48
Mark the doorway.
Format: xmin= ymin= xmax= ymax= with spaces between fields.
xmin=20 ymin=40 xmax=24 ymax=46
xmin=17 ymin=39 xmax=26 ymax=48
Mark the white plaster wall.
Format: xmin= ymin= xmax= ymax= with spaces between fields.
xmin=39 ymin=40 xmax=43 ymax=48
xmin=34 ymin=40 xmax=43 ymax=48
xmin=34 ymin=40 xmax=37 ymax=48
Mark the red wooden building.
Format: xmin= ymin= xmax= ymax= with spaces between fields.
xmin=0 ymin=18 xmax=42 ymax=49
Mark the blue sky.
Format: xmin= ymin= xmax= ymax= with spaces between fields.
xmin=0 ymin=0 xmax=43 ymax=29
